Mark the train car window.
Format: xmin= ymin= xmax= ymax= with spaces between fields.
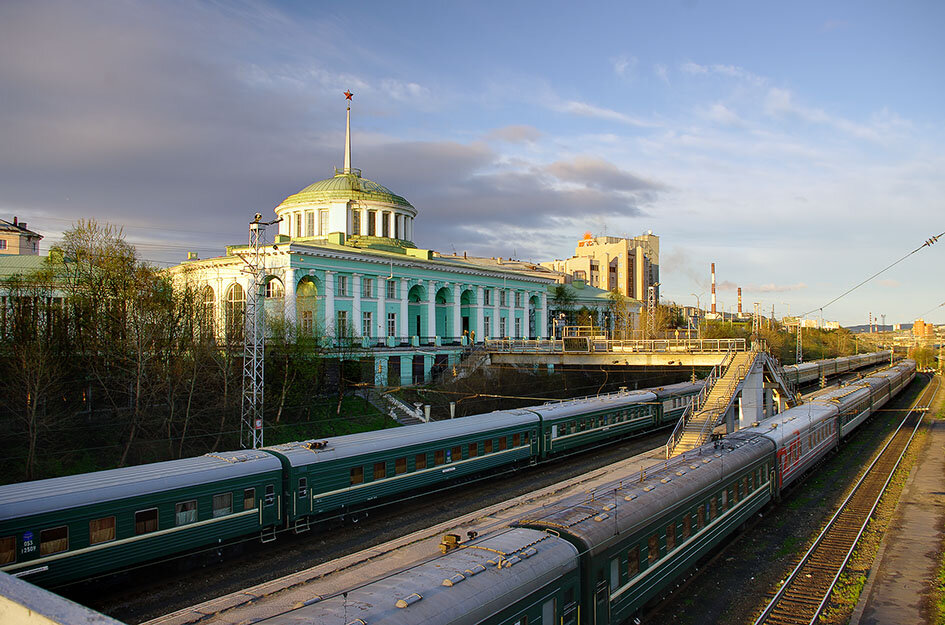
xmin=0 ymin=536 xmax=14 ymax=564
xmin=523 ymin=431 xmax=530 ymax=444
xmin=89 ymin=516 xmax=116 ymax=544
xmin=722 ymin=489 xmax=729 ymax=510
xmin=468 ymin=443 xmax=478 ymax=458
xmin=512 ymin=616 xmax=528 ymax=625
xmin=175 ymin=501 xmax=198 ymax=526
xmin=666 ymin=523 xmax=676 ymax=550
xmin=682 ymin=514 xmax=691 ymax=539
xmin=648 ymin=534 xmax=659 ymax=563
xmin=243 ymin=488 xmax=255 ymax=510
xmin=499 ymin=437 xmax=508 ymax=451
xmin=610 ymin=557 xmax=620 ymax=591
xmin=435 ymin=450 xmax=445 ymax=465
xmin=627 ymin=546 xmax=639 ymax=577
xmin=213 ymin=493 xmax=233 ymax=518
xmin=135 ymin=509 xmax=159 ymax=535
xmin=415 ymin=453 xmax=427 ymax=470
xmin=350 ymin=466 xmax=364 ymax=485
xmin=513 ymin=433 xmax=521 ymax=447
xmin=709 ymin=498 xmax=717 ymax=520
xmin=395 ymin=457 xmax=407 ymax=474
xmin=298 ymin=478 xmax=308 ymax=498
xmin=542 ymin=598 xmax=556 ymax=625
xmin=374 ymin=461 xmax=386 ymax=479
xmin=743 ymin=477 xmax=749 ymax=495
xmin=698 ymin=505 xmax=706 ymax=529
xmin=265 ymin=485 xmax=275 ymax=505
xmin=40 ymin=526 xmax=68 ymax=555
xmin=484 ymin=439 xmax=493 ymax=454
xmin=451 ymin=445 xmax=463 ymax=461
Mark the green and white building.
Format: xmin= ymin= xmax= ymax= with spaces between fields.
xmin=170 ymin=101 xmax=632 ymax=385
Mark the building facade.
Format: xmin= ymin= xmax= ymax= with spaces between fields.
xmin=0 ymin=218 xmax=42 ymax=256
xmin=170 ymin=100 xmax=620 ymax=385
xmin=540 ymin=231 xmax=659 ymax=301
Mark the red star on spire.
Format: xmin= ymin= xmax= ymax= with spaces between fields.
xmin=344 ymin=90 xmax=354 ymax=100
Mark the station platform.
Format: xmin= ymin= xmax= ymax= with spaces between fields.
xmin=851 ymin=393 xmax=945 ymax=625
xmin=143 ymin=445 xmax=669 ymax=625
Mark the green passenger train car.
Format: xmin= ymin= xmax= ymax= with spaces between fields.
xmin=264 ymin=410 xmax=541 ymax=527
xmin=0 ymin=451 xmax=283 ymax=587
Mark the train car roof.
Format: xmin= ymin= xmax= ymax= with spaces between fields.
xmin=515 ymin=436 xmax=772 ymax=555
xmin=267 ymin=527 xmax=579 ymax=625
xmin=0 ymin=450 xmax=282 ymax=521
xmin=650 ymin=380 xmax=705 ymax=399
xmin=526 ymin=389 xmax=657 ymax=420
xmin=267 ymin=410 xmax=539 ymax=467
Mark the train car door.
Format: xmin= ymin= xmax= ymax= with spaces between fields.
xmin=594 ymin=571 xmax=611 ymax=624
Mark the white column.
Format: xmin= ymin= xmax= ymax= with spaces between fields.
xmin=375 ymin=211 xmax=384 ymax=238
xmin=345 ymin=205 xmax=353 ymax=236
xmin=360 ymin=208 xmax=368 ymax=236
xmin=427 ymin=280 xmax=436 ymax=343
xmin=507 ymin=289 xmax=515 ymax=337
xmin=406 ymin=217 xmax=413 ymax=241
xmin=400 ymin=278 xmax=409 ymax=339
xmin=539 ymin=292 xmax=548 ymax=339
xmin=324 ymin=270 xmax=335 ymax=338
xmin=475 ymin=286 xmax=485 ymax=342
xmin=352 ymin=273 xmax=362 ymax=336
xmin=283 ymin=267 xmax=297 ymax=327
xmin=388 ymin=212 xmax=395 ymax=238
xmin=377 ymin=275 xmax=386 ymax=341
xmin=452 ymin=283 xmax=462 ymax=342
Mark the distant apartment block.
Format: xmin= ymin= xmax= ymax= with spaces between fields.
xmin=541 ymin=231 xmax=659 ymax=301
xmin=0 ymin=217 xmax=42 ymax=255
xmin=913 ymin=318 xmax=935 ymax=339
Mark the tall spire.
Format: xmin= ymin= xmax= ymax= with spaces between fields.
xmin=343 ymin=90 xmax=353 ymax=173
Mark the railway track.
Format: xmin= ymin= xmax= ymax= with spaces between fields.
xmin=753 ymin=374 xmax=939 ymax=625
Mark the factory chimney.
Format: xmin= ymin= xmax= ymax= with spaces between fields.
xmin=737 ymin=287 xmax=743 ymax=315
xmin=711 ymin=263 xmax=717 ymax=315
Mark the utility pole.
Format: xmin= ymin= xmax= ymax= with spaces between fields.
xmin=647 ymin=284 xmax=658 ymax=339
xmin=241 ymin=213 xmax=280 ymax=449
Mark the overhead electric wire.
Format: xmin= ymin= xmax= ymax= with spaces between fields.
xmin=801 ymin=231 xmax=944 ymax=318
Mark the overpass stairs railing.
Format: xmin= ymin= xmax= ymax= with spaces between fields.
xmin=666 ymin=348 xmax=752 ymax=457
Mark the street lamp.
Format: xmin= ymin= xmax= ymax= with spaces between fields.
xmin=691 ymin=292 xmax=703 ymax=339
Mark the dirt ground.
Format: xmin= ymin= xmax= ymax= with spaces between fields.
xmin=643 ymin=376 xmax=932 ymax=625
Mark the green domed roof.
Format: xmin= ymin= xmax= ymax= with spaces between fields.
xmin=278 ymin=169 xmax=413 ymax=210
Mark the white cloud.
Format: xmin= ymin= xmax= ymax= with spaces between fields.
xmin=654 ymin=64 xmax=670 ymax=84
xmin=680 ymin=61 xmax=765 ymax=86
xmin=485 ymin=125 xmax=543 ymax=143
xmin=380 ymin=78 xmax=431 ymax=103
xmin=764 ymin=87 xmax=882 ymax=141
xmin=555 ymin=100 xmax=657 ymax=128
xmin=704 ymin=102 xmax=743 ymax=126
xmin=613 ymin=54 xmax=638 ymax=77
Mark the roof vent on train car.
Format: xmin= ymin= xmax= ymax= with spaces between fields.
xmin=442 ymin=573 xmax=466 ymax=586
xmin=504 ymin=555 xmax=522 ymax=567
xmin=519 ymin=547 xmax=538 ymax=559
xmin=675 ymin=470 xmax=686 ymax=476
xmin=395 ymin=593 xmax=422 ymax=608
xmin=297 ymin=595 xmax=323 ymax=607
xmin=703 ymin=458 xmax=712 ymax=464
xmin=660 ymin=477 xmax=672 ymax=483
xmin=624 ymin=493 xmax=638 ymax=502
xmin=601 ymin=503 xmax=616 ymax=511
xmin=689 ymin=464 xmax=699 ymax=470
xmin=594 ymin=513 xmax=610 ymax=521
xmin=643 ymin=485 xmax=656 ymax=492
xmin=346 ymin=620 xmax=367 ymax=625
xmin=465 ymin=564 xmax=486 ymax=576
xmin=306 ymin=440 xmax=329 ymax=450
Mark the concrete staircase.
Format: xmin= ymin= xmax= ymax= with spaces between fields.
xmin=668 ymin=351 xmax=758 ymax=456
xmin=359 ymin=388 xmax=425 ymax=425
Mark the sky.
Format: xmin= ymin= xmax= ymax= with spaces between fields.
xmin=1 ymin=0 xmax=943 ymax=326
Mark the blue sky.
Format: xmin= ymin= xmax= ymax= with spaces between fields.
xmin=1 ymin=0 xmax=943 ymax=325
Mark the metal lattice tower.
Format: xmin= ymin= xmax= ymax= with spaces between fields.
xmin=752 ymin=302 xmax=761 ymax=336
xmin=241 ymin=216 xmax=267 ymax=449
xmin=796 ymin=321 xmax=803 ymax=364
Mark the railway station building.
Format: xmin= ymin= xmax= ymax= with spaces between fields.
xmin=169 ymin=102 xmax=629 ymax=386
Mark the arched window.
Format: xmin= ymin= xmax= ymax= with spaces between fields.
xmin=297 ymin=278 xmax=317 ymax=336
xmin=201 ymin=285 xmax=215 ymax=334
xmin=225 ymin=283 xmax=245 ymax=338
xmin=265 ymin=278 xmax=284 ymax=299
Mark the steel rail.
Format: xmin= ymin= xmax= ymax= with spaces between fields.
xmin=753 ymin=374 xmax=938 ymax=625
